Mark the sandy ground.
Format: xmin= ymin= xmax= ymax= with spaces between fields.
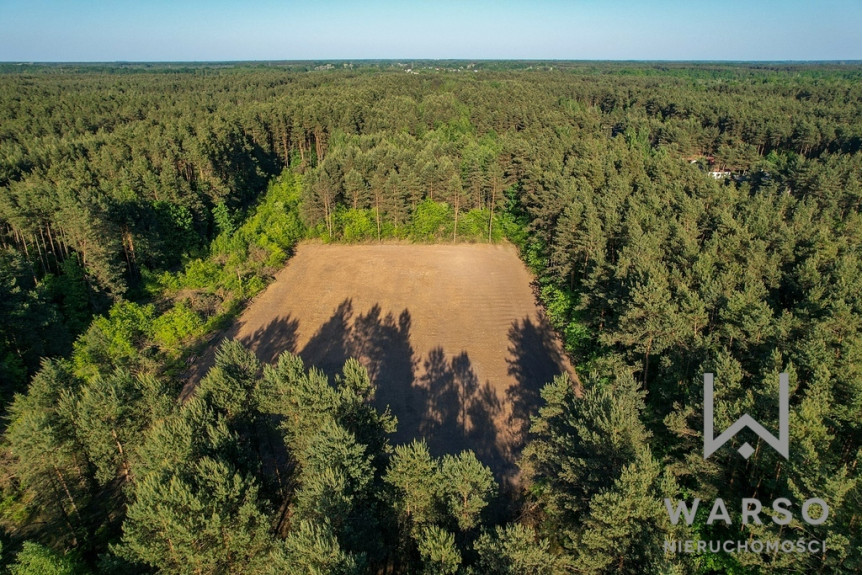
xmin=183 ymin=243 xmax=575 ymax=483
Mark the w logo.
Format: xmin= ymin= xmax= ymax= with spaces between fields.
xmin=703 ymin=373 xmax=789 ymax=460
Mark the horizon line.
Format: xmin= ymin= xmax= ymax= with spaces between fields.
xmin=2 ymin=58 xmax=861 ymax=65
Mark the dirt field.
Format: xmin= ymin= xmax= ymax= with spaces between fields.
xmin=184 ymin=243 xmax=575 ymax=484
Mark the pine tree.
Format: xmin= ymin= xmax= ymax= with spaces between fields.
xmin=257 ymin=351 xmax=340 ymax=458
xmin=576 ymin=450 xmax=678 ymax=574
xmin=118 ymin=457 xmax=277 ymax=574
xmin=416 ymin=525 xmax=461 ymax=575
xmin=446 ymin=173 xmax=464 ymax=241
xmin=385 ymin=440 xmax=442 ymax=536
xmin=73 ymin=369 xmax=146 ymax=485
xmin=473 ymin=524 xmax=566 ymax=575
xmin=438 ymin=451 xmax=496 ymax=532
xmin=196 ymin=338 xmax=262 ymax=422
xmin=522 ymin=372 xmax=653 ymax=551
xmin=293 ymin=420 xmax=374 ymax=538
xmin=5 ymin=360 xmax=92 ymax=547
xmin=274 ymin=520 xmax=364 ymax=575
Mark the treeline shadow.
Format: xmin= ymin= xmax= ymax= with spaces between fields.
xmin=413 ymin=347 xmax=507 ymax=477
xmin=297 ymin=299 xmax=511 ymax=479
xmin=179 ymin=314 xmax=300 ymax=401
xmin=506 ymin=314 xmax=571 ymax=445
xmin=299 ymin=299 xmax=416 ymax=394
xmin=241 ymin=315 xmax=300 ymax=364
xmin=187 ymin=301 xmax=570 ymax=483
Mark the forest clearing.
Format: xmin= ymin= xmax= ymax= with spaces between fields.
xmin=1 ymin=60 xmax=858 ymax=573
xmin=184 ymin=242 xmax=575 ymax=482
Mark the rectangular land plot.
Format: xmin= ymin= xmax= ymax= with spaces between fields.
xmin=188 ymin=243 xmax=575 ymax=483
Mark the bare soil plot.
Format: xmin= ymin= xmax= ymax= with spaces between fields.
xmin=184 ymin=243 xmax=575 ymax=484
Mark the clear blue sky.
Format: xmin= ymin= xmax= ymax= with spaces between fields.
xmin=0 ymin=0 xmax=860 ymax=61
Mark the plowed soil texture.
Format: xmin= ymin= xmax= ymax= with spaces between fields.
xmin=183 ymin=243 xmax=576 ymax=484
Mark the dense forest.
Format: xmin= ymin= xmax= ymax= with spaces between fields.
xmin=0 ymin=61 xmax=859 ymax=574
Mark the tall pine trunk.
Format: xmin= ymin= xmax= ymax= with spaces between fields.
xmin=487 ymin=182 xmax=496 ymax=243
xmin=453 ymin=193 xmax=460 ymax=242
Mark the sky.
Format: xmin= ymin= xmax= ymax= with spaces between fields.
xmin=0 ymin=0 xmax=860 ymax=62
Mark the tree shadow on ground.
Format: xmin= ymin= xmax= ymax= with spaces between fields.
xmin=297 ymin=299 xmax=419 ymax=442
xmin=296 ymin=301 xmax=510 ymax=478
xmin=240 ymin=315 xmax=299 ymax=364
xmin=505 ymin=314 xmax=571 ymax=443
xmin=350 ymin=305 xmax=417 ymax=436
xmin=180 ymin=314 xmax=301 ymax=401
xmin=351 ymin=305 xmax=415 ymax=389
xmin=416 ymin=347 xmax=507 ymax=479
xmin=299 ymin=299 xmax=355 ymax=378
xmin=192 ymin=298 xmax=545 ymax=484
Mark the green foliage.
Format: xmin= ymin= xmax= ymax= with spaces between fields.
xmin=385 ymin=440 xmax=498 ymax=570
xmin=4 ymin=360 xmax=90 ymax=547
xmin=256 ymin=353 xmax=395 ymax=470
xmin=0 ymin=350 xmax=27 ymax=399
xmin=438 ymin=451 xmax=496 ymax=532
xmin=473 ymin=524 xmax=564 ymax=575
xmin=522 ymin=373 xmax=658 ymax=546
xmin=212 ymin=201 xmax=236 ymax=236
xmin=46 ymin=258 xmax=94 ymax=338
xmin=196 ymin=339 xmax=262 ymax=422
xmin=385 ymin=440 xmax=442 ymax=534
xmin=3 ymin=354 xmax=177 ymax=562
xmin=119 ymin=457 xmax=277 ymax=574
xmin=277 ymin=520 xmax=364 ymax=575
xmin=0 ymin=249 xmax=73 ymax=393
xmin=337 ymin=207 xmax=377 ymax=242
xmin=152 ymin=200 xmax=200 ymax=267
xmin=536 ymin=283 xmax=592 ymax=362
xmin=257 ymin=353 xmax=341 ymax=456
xmin=132 ymin=398 xmax=233 ymax=484
xmin=71 ymin=300 xmax=155 ymax=378
xmin=178 ymin=258 xmax=221 ymax=290
xmin=117 ymin=343 xmax=279 ymax=573
xmin=499 ymin=210 xmax=528 ymax=248
xmin=576 ymin=450 xmax=676 ymax=574
xmin=242 ymin=172 xmax=305 ymax=262
xmin=456 ymin=208 xmax=492 ymax=242
xmin=152 ymin=301 xmax=206 ymax=354
xmin=8 ymin=542 xmax=89 ymax=575
xmin=294 ymin=421 xmax=374 ymax=535
xmin=416 ymin=525 xmax=461 ymax=575
xmin=0 ymin=63 xmax=859 ymax=575
xmin=410 ymin=200 xmax=451 ymax=242
xmin=207 ymin=170 xmax=304 ymax=297
xmin=74 ymin=369 xmax=173 ymax=485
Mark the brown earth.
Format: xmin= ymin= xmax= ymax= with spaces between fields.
xmin=182 ymin=242 xmax=576 ymax=484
